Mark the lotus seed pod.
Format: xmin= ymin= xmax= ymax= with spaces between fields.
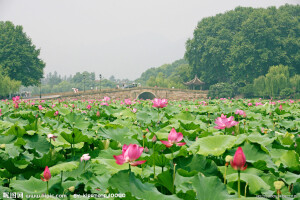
xmin=0 ymin=144 xmax=5 ymax=149
xmin=103 ymin=139 xmax=110 ymax=149
xmin=68 ymin=186 xmax=75 ymax=192
xmin=274 ymin=181 xmax=285 ymax=190
xmin=225 ymin=155 xmax=233 ymax=163
xmin=117 ymin=142 xmax=122 ymax=148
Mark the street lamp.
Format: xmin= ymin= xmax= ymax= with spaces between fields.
xmin=99 ymin=74 xmax=102 ymax=91
xmin=39 ymin=78 xmax=42 ymax=99
xmin=83 ymin=74 xmax=86 ymax=93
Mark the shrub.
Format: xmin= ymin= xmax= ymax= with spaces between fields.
xmin=280 ymin=88 xmax=294 ymax=98
xmin=208 ymin=83 xmax=237 ymax=99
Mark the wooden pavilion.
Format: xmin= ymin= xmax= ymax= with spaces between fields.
xmin=184 ymin=75 xmax=205 ymax=90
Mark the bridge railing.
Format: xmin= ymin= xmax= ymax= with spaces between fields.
xmin=33 ymin=87 xmax=208 ymax=99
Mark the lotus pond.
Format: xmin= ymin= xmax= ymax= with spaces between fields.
xmin=0 ymin=97 xmax=300 ymax=200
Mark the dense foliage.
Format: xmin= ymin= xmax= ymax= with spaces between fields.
xmin=0 ymin=66 xmax=21 ymax=98
xmin=0 ymin=21 xmax=45 ymax=86
xmin=0 ymin=97 xmax=300 ymax=199
xmin=252 ymin=65 xmax=300 ymax=98
xmin=185 ymin=4 xmax=300 ymax=87
xmin=135 ymin=59 xmax=193 ymax=89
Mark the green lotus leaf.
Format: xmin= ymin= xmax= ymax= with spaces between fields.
xmin=5 ymin=143 xmax=21 ymax=158
xmin=240 ymin=142 xmax=277 ymax=172
xmin=0 ymin=120 xmax=14 ymax=131
xmin=48 ymin=161 xmax=79 ymax=176
xmin=175 ymin=154 xmax=220 ymax=177
xmin=57 ymin=107 xmax=71 ymax=116
xmin=280 ymin=150 xmax=300 ymax=171
xmin=0 ymin=134 xmax=16 ymax=144
xmin=281 ymin=171 xmax=300 ymax=185
xmin=4 ymin=124 xmax=26 ymax=137
xmin=10 ymin=176 xmax=60 ymax=195
xmin=23 ymin=134 xmax=50 ymax=156
xmin=60 ymin=128 xmax=90 ymax=145
xmin=174 ymin=111 xmax=195 ymax=121
xmin=32 ymin=150 xmax=65 ymax=168
xmin=85 ymin=174 xmax=111 ymax=194
xmin=146 ymin=152 xmax=169 ymax=167
xmin=189 ymin=135 xmax=236 ymax=156
xmin=98 ymin=127 xmax=139 ymax=145
xmin=64 ymin=113 xmax=89 ymax=130
xmin=108 ymin=170 xmax=180 ymax=200
xmin=191 ymin=174 xmax=234 ymax=200
xmin=157 ymin=170 xmax=174 ymax=193
xmin=226 ymin=173 xmax=270 ymax=194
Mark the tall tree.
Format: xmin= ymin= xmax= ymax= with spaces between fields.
xmin=0 ymin=21 xmax=45 ymax=86
xmin=185 ymin=5 xmax=300 ymax=86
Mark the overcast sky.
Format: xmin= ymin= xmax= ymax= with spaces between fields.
xmin=0 ymin=0 xmax=299 ymax=80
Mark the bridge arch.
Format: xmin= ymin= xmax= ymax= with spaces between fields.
xmin=137 ymin=91 xmax=156 ymax=100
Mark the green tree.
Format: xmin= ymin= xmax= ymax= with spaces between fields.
xmin=185 ymin=5 xmax=300 ymax=86
xmin=0 ymin=66 xmax=21 ymax=97
xmin=0 ymin=21 xmax=45 ymax=86
xmin=290 ymin=74 xmax=300 ymax=92
xmin=253 ymin=76 xmax=266 ymax=98
xmin=255 ymin=65 xmax=290 ymax=98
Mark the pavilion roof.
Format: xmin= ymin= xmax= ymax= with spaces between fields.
xmin=184 ymin=75 xmax=205 ymax=86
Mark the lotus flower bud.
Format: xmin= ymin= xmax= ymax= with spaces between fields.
xmin=68 ymin=186 xmax=75 ymax=192
xmin=144 ymin=147 xmax=149 ymax=153
xmin=274 ymin=181 xmax=285 ymax=190
xmin=152 ymin=135 xmax=157 ymax=142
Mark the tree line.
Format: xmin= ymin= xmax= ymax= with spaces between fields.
xmin=1 ymin=4 xmax=299 ymax=99
xmin=185 ymin=4 xmax=300 ymax=98
xmin=138 ymin=4 xmax=300 ymax=98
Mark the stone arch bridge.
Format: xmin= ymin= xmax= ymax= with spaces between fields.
xmin=59 ymin=87 xmax=208 ymax=100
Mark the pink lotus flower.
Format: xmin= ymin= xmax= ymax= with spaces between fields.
xmin=103 ymin=96 xmax=110 ymax=101
xmin=255 ymin=102 xmax=263 ymax=106
xmin=290 ymin=100 xmax=294 ymax=104
xmin=247 ymin=103 xmax=252 ymax=106
xmin=14 ymin=103 xmax=19 ymax=109
xmin=160 ymin=128 xmax=186 ymax=148
xmin=54 ymin=111 xmax=59 ymax=116
xmin=124 ymin=99 xmax=132 ymax=105
xmin=80 ymin=153 xmax=91 ymax=162
xmin=96 ymin=111 xmax=100 ymax=117
xmin=152 ymin=98 xmax=168 ymax=108
xmin=235 ymin=110 xmax=246 ymax=118
xmin=214 ymin=114 xmax=239 ymax=129
xmin=132 ymin=108 xmax=137 ymax=113
xmin=113 ymin=144 xmax=146 ymax=166
xmin=279 ymin=105 xmax=283 ymax=110
xmin=41 ymin=166 xmax=51 ymax=182
xmin=12 ymin=96 xmax=20 ymax=102
xmin=38 ymin=105 xmax=43 ymax=110
xmin=100 ymin=102 xmax=109 ymax=106
xmin=52 ymin=104 xmax=56 ymax=108
xmin=230 ymin=147 xmax=247 ymax=171
xmin=47 ymin=134 xmax=57 ymax=141
xmin=86 ymin=104 xmax=92 ymax=110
